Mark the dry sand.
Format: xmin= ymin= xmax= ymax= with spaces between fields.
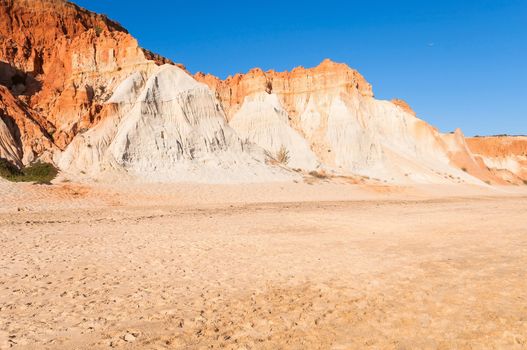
xmin=0 ymin=179 xmax=527 ymax=349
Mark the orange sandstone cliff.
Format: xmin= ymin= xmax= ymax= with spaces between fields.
xmin=195 ymin=58 xmax=374 ymax=120
xmin=0 ymin=0 xmax=170 ymax=164
xmin=466 ymin=136 xmax=527 ymax=182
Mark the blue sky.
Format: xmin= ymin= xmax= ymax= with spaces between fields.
xmin=74 ymin=0 xmax=526 ymax=136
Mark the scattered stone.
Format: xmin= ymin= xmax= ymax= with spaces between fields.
xmin=123 ymin=333 xmax=136 ymax=342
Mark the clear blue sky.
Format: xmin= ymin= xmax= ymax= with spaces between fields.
xmin=74 ymin=0 xmax=526 ymax=136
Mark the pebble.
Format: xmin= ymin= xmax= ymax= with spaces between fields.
xmin=123 ymin=333 xmax=136 ymax=342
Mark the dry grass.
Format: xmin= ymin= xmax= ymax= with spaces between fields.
xmin=309 ymin=170 xmax=328 ymax=179
xmin=265 ymin=146 xmax=290 ymax=166
xmin=276 ymin=146 xmax=290 ymax=165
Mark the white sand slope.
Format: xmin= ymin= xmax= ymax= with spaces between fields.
xmin=56 ymin=63 xmax=500 ymax=185
xmin=58 ymin=65 xmax=291 ymax=183
xmin=294 ymin=90 xmax=481 ymax=184
xmin=230 ymin=92 xmax=319 ymax=170
xmin=322 ymin=96 xmax=479 ymax=183
xmin=226 ymin=85 xmax=481 ymax=184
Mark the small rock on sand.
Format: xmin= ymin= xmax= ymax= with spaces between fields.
xmin=123 ymin=333 xmax=136 ymax=342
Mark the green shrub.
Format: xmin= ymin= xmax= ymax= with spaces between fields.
xmin=0 ymin=158 xmax=22 ymax=178
xmin=21 ymin=162 xmax=58 ymax=184
xmin=94 ymin=25 xmax=103 ymax=36
xmin=0 ymin=158 xmax=58 ymax=184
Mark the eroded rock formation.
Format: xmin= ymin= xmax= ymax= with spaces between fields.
xmin=196 ymin=60 xmax=502 ymax=184
xmin=1 ymin=0 xmax=525 ymax=185
xmin=59 ymin=65 xmax=289 ymax=183
xmin=467 ymin=136 xmax=527 ymax=183
xmin=0 ymin=0 xmax=168 ymax=164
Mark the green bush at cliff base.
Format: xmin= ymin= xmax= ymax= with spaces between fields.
xmin=0 ymin=158 xmax=58 ymax=184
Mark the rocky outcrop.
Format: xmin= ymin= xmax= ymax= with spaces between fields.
xmin=61 ymin=52 xmax=524 ymax=185
xmin=197 ymin=60 xmax=493 ymax=184
xmin=467 ymin=136 xmax=527 ymax=158
xmin=59 ymin=65 xmax=290 ymax=183
xmin=466 ymin=136 xmax=527 ymax=183
xmin=391 ymin=99 xmax=416 ymax=116
xmin=0 ymin=86 xmax=55 ymax=166
xmin=0 ymin=0 xmax=169 ymax=164
xmin=195 ymin=58 xmax=373 ymax=120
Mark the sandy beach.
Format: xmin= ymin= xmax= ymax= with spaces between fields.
xmin=1 ymin=181 xmax=526 ymax=349
xmin=0 ymin=1 xmax=525 ymax=349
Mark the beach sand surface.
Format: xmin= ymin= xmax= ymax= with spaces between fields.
xmin=0 ymin=180 xmax=526 ymax=349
